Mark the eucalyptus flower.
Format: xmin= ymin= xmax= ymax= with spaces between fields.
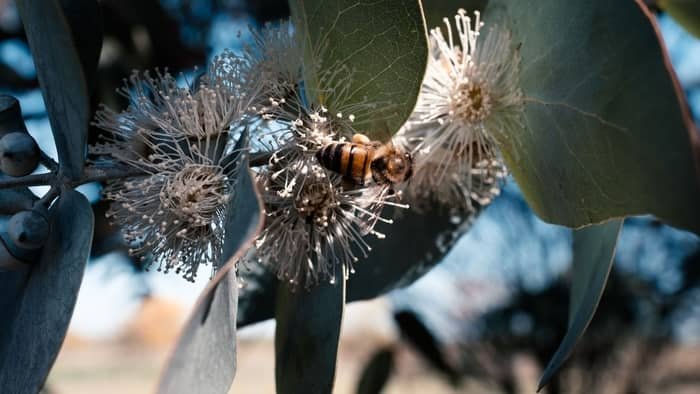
xmin=91 ymin=62 xmax=259 ymax=281
xmin=402 ymin=9 xmax=523 ymax=210
xmin=248 ymin=100 xmax=402 ymax=287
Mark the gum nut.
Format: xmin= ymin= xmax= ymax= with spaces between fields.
xmin=8 ymin=210 xmax=50 ymax=250
xmin=0 ymin=132 xmax=40 ymax=176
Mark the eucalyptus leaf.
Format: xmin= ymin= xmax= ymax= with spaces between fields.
xmin=157 ymin=131 xmax=263 ymax=394
xmin=0 ymin=190 xmax=94 ymax=394
xmin=485 ymin=0 xmax=700 ymax=234
xmin=238 ymin=205 xmax=475 ymax=327
xmin=356 ymin=347 xmax=394 ymax=394
xmin=17 ymin=0 xmax=90 ymax=180
xmin=539 ymin=219 xmax=623 ymax=390
xmin=157 ymin=270 xmax=240 ymax=394
xmin=0 ymin=270 xmax=30 ymax=338
xmin=659 ymin=0 xmax=700 ymax=38
xmin=290 ymin=0 xmax=428 ymax=138
xmin=58 ymin=0 xmax=103 ymax=93
xmin=275 ymin=270 xmax=345 ymax=394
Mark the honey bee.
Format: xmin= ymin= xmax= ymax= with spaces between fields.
xmin=315 ymin=133 xmax=413 ymax=186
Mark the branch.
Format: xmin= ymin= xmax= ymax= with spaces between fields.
xmin=77 ymin=166 xmax=148 ymax=185
xmin=0 ymin=152 xmax=274 ymax=192
xmin=0 ymin=166 xmax=148 ymax=191
xmin=0 ymin=172 xmax=54 ymax=188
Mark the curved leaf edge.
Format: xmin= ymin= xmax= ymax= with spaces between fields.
xmin=537 ymin=219 xmax=623 ymax=391
xmin=155 ymin=134 xmax=264 ymax=391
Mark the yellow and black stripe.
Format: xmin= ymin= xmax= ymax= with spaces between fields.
xmin=316 ymin=143 xmax=372 ymax=184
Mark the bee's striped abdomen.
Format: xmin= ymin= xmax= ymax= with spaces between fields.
xmin=316 ymin=143 xmax=372 ymax=184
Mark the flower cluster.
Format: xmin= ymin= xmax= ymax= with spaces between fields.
xmin=401 ymin=9 xmax=522 ymax=212
xmin=93 ymin=10 xmax=523 ymax=286
xmin=91 ymin=62 xmax=258 ymax=281
xmin=248 ymin=102 xmax=400 ymax=287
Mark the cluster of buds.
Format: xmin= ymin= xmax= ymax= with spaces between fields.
xmin=92 ymin=9 xmax=523 ymax=286
xmin=0 ymin=96 xmax=49 ymax=271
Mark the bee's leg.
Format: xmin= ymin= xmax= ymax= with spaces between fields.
xmin=352 ymin=133 xmax=372 ymax=145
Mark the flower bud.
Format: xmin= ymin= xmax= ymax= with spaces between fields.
xmin=0 ymin=95 xmax=28 ymax=136
xmin=0 ymin=132 xmax=40 ymax=176
xmin=0 ymin=214 xmax=42 ymax=270
xmin=8 ymin=209 xmax=49 ymax=250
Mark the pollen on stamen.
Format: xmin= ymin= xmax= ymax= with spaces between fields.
xmin=400 ymin=9 xmax=523 ymax=213
xmin=90 ymin=52 xmax=260 ymax=281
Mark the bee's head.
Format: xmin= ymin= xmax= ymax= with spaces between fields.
xmin=373 ymin=149 xmax=413 ymax=185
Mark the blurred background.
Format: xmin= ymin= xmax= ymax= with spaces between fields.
xmin=1 ymin=0 xmax=700 ymax=393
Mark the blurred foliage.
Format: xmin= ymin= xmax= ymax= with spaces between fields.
xmin=657 ymin=0 xmax=700 ymax=38
xmin=376 ymin=209 xmax=700 ymax=393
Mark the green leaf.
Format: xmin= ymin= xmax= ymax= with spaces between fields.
xmin=0 ymin=190 xmax=94 ymax=393
xmin=659 ymin=0 xmax=700 ymax=38
xmin=538 ymin=219 xmax=623 ymax=391
xmin=290 ymin=0 xmax=428 ymax=138
xmin=486 ymin=0 xmax=700 ymax=234
xmin=17 ymin=0 xmax=90 ymax=180
xmin=238 ymin=206 xmax=475 ymax=327
xmin=275 ymin=270 xmax=345 ymax=394
xmin=356 ymin=347 xmax=394 ymax=394
xmin=157 ymin=131 xmax=263 ymax=394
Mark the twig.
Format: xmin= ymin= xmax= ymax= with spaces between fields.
xmin=0 ymin=166 xmax=148 ymax=191
xmin=250 ymin=152 xmax=273 ymax=167
xmin=36 ymin=185 xmax=60 ymax=207
xmin=0 ymin=152 xmax=272 ymax=192
xmin=76 ymin=166 xmax=149 ymax=185
xmin=39 ymin=151 xmax=59 ymax=172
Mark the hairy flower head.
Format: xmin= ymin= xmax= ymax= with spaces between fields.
xmin=402 ymin=9 xmax=522 ymax=210
xmin=252 ymin=156 xmax=395 ymax=287
xmin=91 ymin=63 xmax=257 ymax=281
xmin=245 ymin=98 xmax=404 ymax=287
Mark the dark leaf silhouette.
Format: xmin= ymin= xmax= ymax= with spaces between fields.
xmin=275 ymin=270 xmax=345 ymax=394
xmin=17 ymin=0 xmax=90 ymax=179
xmin=395 ymin=310 xmax=460 ymax=384
xmin=356 ymin=347 xmax=394 ymax=394
xmin=0 ymin=190 xmax=94 ymax=394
